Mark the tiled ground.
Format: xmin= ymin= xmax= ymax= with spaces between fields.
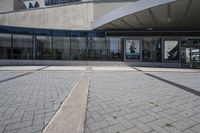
xmin=0 ymin=66 xmax=200 ymax=133
xmin=84 ymin=69 xmax=200 ymax=133
xmin=148 ymin=72 xmax=200 ymax=92
xmin=0 ymin=69 xmax=82 ymax=133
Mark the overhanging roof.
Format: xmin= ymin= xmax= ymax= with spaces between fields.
xmin=92 ymin=0 xmax=200 ymax=31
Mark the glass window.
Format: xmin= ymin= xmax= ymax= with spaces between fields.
xmin=71 ymin=37 xmax=87 ymax=60
xmin=13 ymin=34 xmax=33 ymax=60
xmin=53 ymin=37 xmax=70 ymax=60
xmin=0 ymin=33 xmax=12 ymax=59
xmin=88 ymin=37 xmax=106 ymax=60
xmin=142 ymin=38 xmax=161 ymax=62
xmin=164 ymin=40 xmax=179 ymax=60
xmin=125 ymin=39 xmax=140 ymax=60
xmin=106 ymin=38 xmax=122 ymax=61
xmin=35 ymin=36 xmax=53 ymax=60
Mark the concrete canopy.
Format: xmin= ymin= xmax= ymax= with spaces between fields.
xmin=92 ymin=0 xmax=200 ymax=31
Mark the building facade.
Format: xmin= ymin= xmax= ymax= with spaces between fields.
xmin=0 ymin=0 xmax=200 ymax=68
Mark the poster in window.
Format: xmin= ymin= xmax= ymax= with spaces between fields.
xmin=164 ymin=40 xmax=179 ymax=60
xmin=126 ymin=40 xmax=140 ymax=60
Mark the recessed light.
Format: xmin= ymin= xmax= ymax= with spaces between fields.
xmin=147 ymin=28 xmax=153 ymax=30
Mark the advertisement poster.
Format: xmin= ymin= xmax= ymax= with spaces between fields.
xmin=126 ymin=40 xmax=140 ymax=60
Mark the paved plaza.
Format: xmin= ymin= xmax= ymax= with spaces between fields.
xmin=0 ymin=66 xmax=199 ymax=133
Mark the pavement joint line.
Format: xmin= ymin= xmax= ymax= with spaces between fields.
xmin=43 ymin=67 xmax=91 ymax=133
xmin=0 ymin=66 xmax=48 ymax=84
xmin=132 ymin=67 xmax=200 ymax=97
xmin=145 ymin=73 xmax=200 ymax=97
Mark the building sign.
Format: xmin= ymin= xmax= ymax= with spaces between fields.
xmin=45 ymin=0 xmax=81 ymax=6
xmin=181 ymin=38 xmax=200 ymax=47
xmin=126 ymin=40 xmax=140 ymax=60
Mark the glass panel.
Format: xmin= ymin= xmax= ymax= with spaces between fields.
xmin=142 ymin=38 xmax=161 ymax=62
xmin=71 ymin=37 xmax=87 ymax=60
xmin=53 ymin=37 xmax=70 ymax=60
xmin=88 ymin=37 xmax=106 ymax=60
xmin=164 ymin=40 xmax=179 ymax=60
xmin=106 ymin=38 xmax=122 ymax=61
xmin=125 ymin=39 xmax=140 ymax=60
xmin=191 ymin=48 xmax=200 ymax=68
xmin=0 ymin=33 xmax=12 ymax=59
xmin=13 ymin=34 xmax=33 ymax=60
xmin=191 ymin=48 xmax=200 ymax=61
xmin=35 ymin=36 xmax=53 ymax=60
xmin=182 ymin=48 xmax=191 ymax=65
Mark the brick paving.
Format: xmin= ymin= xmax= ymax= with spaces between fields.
xmin=84 ymin=70 xmax=200 ymax=133
xmin=0 ymin=70 xmax=82 ymax=133
xmin=148 ymin=72 xmax=200 ymax=92
xmin=0 ymin=66 xmax=200 ymax=133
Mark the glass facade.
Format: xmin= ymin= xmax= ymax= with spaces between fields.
xmin=106 ymin=38 xmax=122 ymax=61
xmin=13 ymin=34 xmax=33 ymax=60
xmin=71 ymin=37 xmax=87 ymax=60
xmin=181 ymin=38 xmax=200 ymax=68
xmin=45 ymin=0 xmax=81 ymax=6
xmin=0 ymin=26 xmax=200 ymax=68
xmin=142 ymin=38 xmax=161 ymax=62
xmin=35 ymin=36 xmax=53 ymax=60
xmin=88 ymin=37 xmax=106 ymax=60
xmin=53 ymin=37 xmax=70 ymax=60
xmin=0 ymin=33 xmax=12 ymax=59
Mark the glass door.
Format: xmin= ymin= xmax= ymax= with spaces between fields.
xmin=191 ymin=48 xmax=200 ymax=68
xmin=182 ymin=47 xmax=200 ymax=68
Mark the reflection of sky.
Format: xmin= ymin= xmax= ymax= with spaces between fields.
xmin=109 ymin=38 xmax=119 ymax=51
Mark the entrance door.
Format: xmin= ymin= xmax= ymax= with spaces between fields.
xmin=181 ymin=47 xmax=200 ymax=68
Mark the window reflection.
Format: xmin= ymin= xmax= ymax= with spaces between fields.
xmin=88 ymin=38 xmax=106 ymax=60
xmin=71 ymin=37 xmax=87 ymax=60
xmin=106 ymin=38 xmax=122 ymax=61
xmin=142 ymin=38 xmax=161 ymax=62
xmin=0 ymin=33 xmax=12 ymax=59
xmin=35 ymin=36 xmax=53 ymax=60
xmin=53 ymin=37 xmax=70 ymax=60
xmin=13 ymin=34 xmax=33 ymax=60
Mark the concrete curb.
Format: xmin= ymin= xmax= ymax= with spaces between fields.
xmin=42 ymin=67 xmax=91 ymax=133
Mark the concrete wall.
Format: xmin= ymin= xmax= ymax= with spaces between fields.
xmin=0 ymin=1 xmax=137 ymax=30
xmin=0 ymin=3 xmax=94 ymax=30
xmin=0 ymin=0 xmax=25 ymax=12
xmin=0 ymin=0 xmax=14 ymax=12
xmin=14 ymin=0 xmax=26 ymax=10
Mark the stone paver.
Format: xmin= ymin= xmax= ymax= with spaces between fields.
xmin=0 ymin=69 xmax=82 ymax=133
xmin=148 ymin=72 xmax=200 ymax=93
xmin=0 ymin=66 xmax=200 ymax=133
xmin=0 ymin=71 xmax=27 ymax=81
xmin=84 ymin=69 xmax=200 ymax=133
